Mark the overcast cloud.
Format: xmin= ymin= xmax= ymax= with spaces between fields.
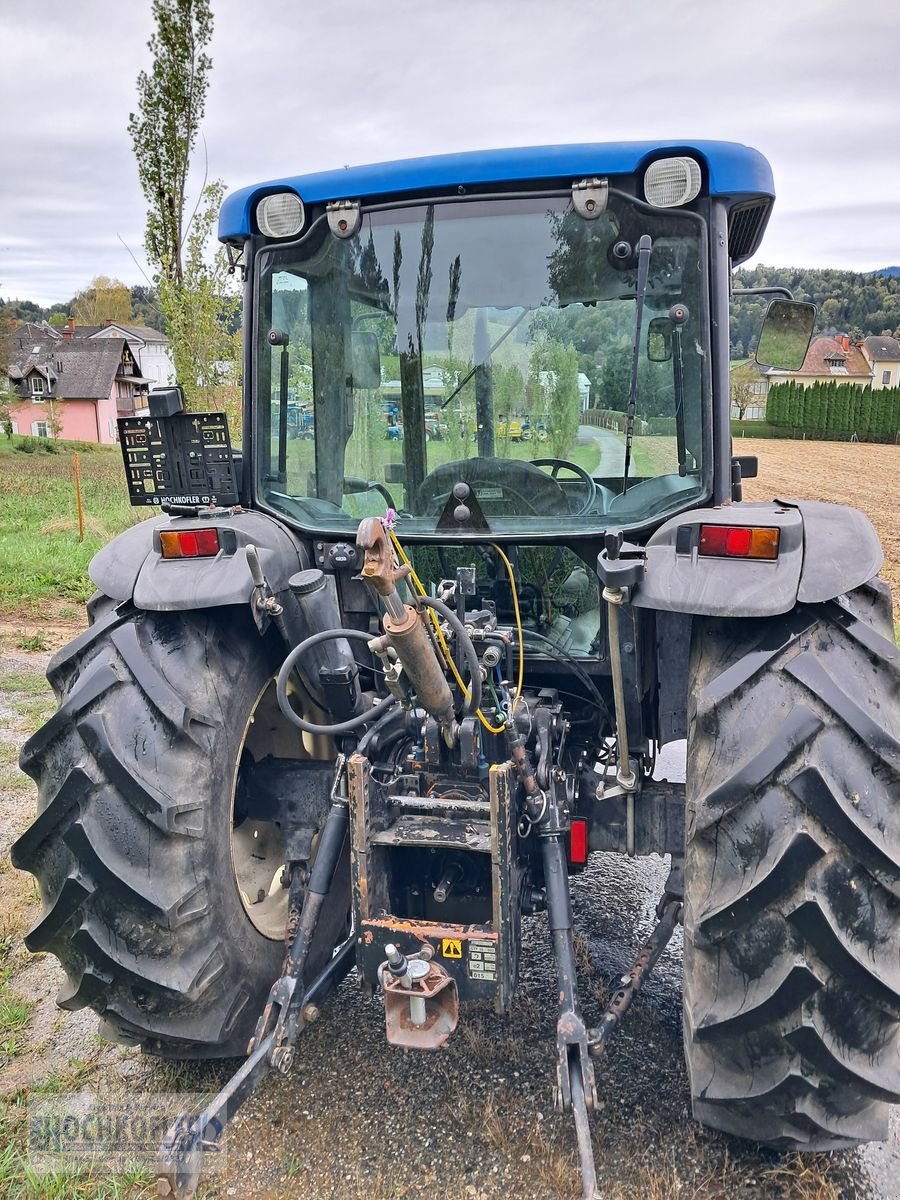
xmin=2 ymin=0 xmax=899 ymax=306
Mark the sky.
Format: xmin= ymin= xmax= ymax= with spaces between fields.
xmin=2 ymin=0 xmax=899 ymax=307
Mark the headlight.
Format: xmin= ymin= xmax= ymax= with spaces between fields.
xmin=256 ymin=192 xmax=305 ymax=238
xmin=643 ymin=157 xmax=702 ymax=208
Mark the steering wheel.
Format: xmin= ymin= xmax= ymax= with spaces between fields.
xmin=528 ymin=459 xmax=597 ymax=516
xmin=416 ymin=457 xmax=570 ymax=518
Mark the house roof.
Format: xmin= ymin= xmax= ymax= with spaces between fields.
xmin=82 ymin=322 xmax=167 ymax=344
xmin=7 ymin=338 xmax=144 ymax=400
xmin=861 ymin=335 xmax=900 ymax=361
xmin=9 ymin=322 xmax=59 ymax=356
xmin=790 ymin=335 xmax=871 ymax=377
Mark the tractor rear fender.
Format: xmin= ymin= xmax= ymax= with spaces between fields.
xmin=631 ymin=499 xmax=883 ymax=617
xmin=89 ymin=510 xmax=308 ymax=610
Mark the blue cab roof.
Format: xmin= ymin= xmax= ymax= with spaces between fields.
xmin=218 ymin=140 xmax=774 ymax=242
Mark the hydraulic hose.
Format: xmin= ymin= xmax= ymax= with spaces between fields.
xmin=277 ymin=628 xmax=397 ymax=736
xmin=414 ymin=595 xmax=482 ymax=718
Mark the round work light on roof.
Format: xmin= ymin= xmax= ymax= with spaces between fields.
xmin=256 ymin=192 xmax=305 ymax=239
xmin=643 ymin=157 xmax=702 ymax=208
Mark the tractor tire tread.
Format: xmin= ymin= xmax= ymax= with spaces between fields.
xmin=12 ymin=605 xmax=284 ymax=1057
xmin=684 ymin=587 xmax=900 ymax=1149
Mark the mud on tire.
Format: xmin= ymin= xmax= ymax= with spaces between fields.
xmin=683 ymin=579 xmax=900 ymax=1148
xmin=12 ymin=602 xmax=291 ymax=1058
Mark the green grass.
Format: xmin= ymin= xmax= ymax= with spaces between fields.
xmin=15 ymin=634 xmax=50 ymax=653
xmin=0 ymin=440 xmax=146 ymax=613
xmin=0 ymin=948 xmax=33 ymax=1060
xmin=0 ymin=672 xmax=51 ymax=697
xmin=0 ymin=1110 xmax=155 ymax=1200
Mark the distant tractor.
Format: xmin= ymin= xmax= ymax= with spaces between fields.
xmin=12 ymin=142 xmax=899 ymax=1199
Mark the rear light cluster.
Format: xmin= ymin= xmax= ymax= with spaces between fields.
xmin=698 ymin=525 xmax=779 ymax=560
xmin=159 ymin=529 xmax=220 ymax=559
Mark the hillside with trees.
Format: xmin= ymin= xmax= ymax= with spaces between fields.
xmin=731 ymin=265 xmax=900 ymax=358
xmin=0 ymin=282 xmax=164 ymax=331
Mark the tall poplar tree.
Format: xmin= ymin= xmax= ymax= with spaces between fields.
xmin=128 ymin=0 xmax=240 ymax=416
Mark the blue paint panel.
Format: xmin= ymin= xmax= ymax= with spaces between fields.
xmin=218 ymin=140 xmax=774 ymax=241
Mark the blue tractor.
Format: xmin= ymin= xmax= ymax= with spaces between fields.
xmin=13 ymin=142 xmax=898 ymax=1199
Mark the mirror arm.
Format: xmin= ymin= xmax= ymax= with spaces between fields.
xmin=733 ymin=285 xmax=794 ymax=301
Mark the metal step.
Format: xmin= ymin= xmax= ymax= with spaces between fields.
xmin=369 ymin=815 xmax=491 ymax=853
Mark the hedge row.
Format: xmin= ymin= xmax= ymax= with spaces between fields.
xmin=585 ymin=407 xmax=896 ymax=443
xmin=584 ymin=408 xmax=678 ymax=435
xmin=766 ymin=380 xmax=900 ymax=440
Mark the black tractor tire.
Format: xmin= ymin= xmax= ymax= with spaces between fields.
xmin=12 ymin=600 xmax=341 ymax=1058
xmin=683 ymin=579 xmax=900 ymax=1148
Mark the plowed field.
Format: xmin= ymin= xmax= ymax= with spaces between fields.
xmin=739 ymin=438 xmax=900 ymax=615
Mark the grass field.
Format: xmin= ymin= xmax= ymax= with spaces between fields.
xmin=0 ymin=440 xmax=145 ymax=614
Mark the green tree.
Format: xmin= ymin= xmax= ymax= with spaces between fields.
xmin=729 ymin=361 xmax=760 ymax=419
xmin=830 ymin=383 xmax=851 ymax=433
xmin=72 ymin=276 xmax=133 ymax=325
xmin=48 ymin=312 xmax=68 ymax=328
xmin=599 ymin=341 xmax=630 ymax=412
xmin=129 ymin=0 xmax=240 ymax=417
xmin=0 ymin=310 xmax=24 ymax=438
xmin=545 ymin=341 xmax=580 ymax=460
xmin=157 ymin=183 xmax=242 ymax=417
xmin=128 ymin=0 xmax=212 ymax=287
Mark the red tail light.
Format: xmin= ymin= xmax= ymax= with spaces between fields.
xmin=698 ymin=525 xmax=779 ymax=560
xmin=159 ymin=529 xmax=221 ymax=559
xmin=569 ymin=818 xmax=589 ymax=865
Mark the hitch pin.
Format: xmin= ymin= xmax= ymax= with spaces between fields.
xmin=384 ymin=943 xmax=431 ymax=1025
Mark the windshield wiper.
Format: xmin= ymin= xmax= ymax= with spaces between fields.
xmin=440 ymin=307 xmax=531 ymax=410
xmin=621 ymin=234 xmax=653 ymax=494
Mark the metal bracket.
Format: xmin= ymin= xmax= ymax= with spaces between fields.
xmin=225 ymin=241 xmax=247 ymax=280
xmin=327 ymin=199 xmax=362 ymax=238
xmin=572 ymin=177 xmax=608 ymax=219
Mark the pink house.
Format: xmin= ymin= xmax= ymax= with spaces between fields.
xmin=4 ymin=323 xmax=151 ymax=444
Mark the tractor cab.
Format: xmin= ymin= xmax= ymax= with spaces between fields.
xmin=220 ymin=143 xmax=791 ymax=543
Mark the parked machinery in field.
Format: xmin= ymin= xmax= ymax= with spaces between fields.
xmin=13 ymin=142 xmax=899 ymax=1200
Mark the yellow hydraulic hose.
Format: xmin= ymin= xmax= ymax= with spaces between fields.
xmin=388 ymin=529 xmax=520 ymax=735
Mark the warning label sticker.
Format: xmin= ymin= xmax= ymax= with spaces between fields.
xmin=441 ymin=938 xmax=462 ymax=960
xmin=467 ymin=939 xmax=498 ymax=981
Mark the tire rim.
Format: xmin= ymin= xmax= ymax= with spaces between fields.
xmin=230 ymin=676 xmax=296 ymax=940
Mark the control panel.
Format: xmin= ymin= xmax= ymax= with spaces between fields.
xmin=313 ymin=540 xmax=361 ymax=571
xmin=118 ymin=412 xmax=238 ymax=507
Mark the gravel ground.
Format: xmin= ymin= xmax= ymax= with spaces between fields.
xmin=1 ymin=630 xmax=898 ymax=1200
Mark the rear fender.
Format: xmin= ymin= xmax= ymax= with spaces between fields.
xmin=89 ymin=511 xmax=308 ymax=611
xmin=631 ymin=500 xmax=883 ymax=617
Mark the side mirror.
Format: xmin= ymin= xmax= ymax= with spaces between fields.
xmin=351 ymin=331 xmax=381 ymax=390
xmin=755 ymin=300 xmax=816 ymax=370
xmin=647 ymin=317 xmax=673 ymax=362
